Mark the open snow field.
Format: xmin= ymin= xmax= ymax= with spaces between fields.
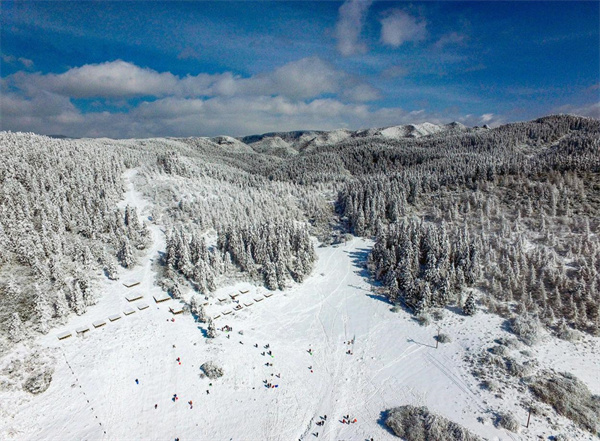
xmin=2 ymin=170 xmax=599 ymax=441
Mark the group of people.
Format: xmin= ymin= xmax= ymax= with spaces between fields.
xmin=312 ymin=415 xmax=327 ymax=437
xmin=341 ymin=414 xmax=357 ymax=424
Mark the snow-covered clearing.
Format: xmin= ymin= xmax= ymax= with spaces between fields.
xmin=1 ymin=169 xmax=598 ymax=441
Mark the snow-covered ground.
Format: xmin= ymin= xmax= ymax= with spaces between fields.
xmin=1 ymin=169 xmax=598 ymax=441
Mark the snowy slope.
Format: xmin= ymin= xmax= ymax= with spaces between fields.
xmin=1 ymin=169 xmax=598 ymax=441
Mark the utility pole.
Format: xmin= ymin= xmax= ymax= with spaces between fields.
xmin=526 ymin=405 xmax=532 ymax=428
xmin=436 ymin=326 xmax=440 ymax=349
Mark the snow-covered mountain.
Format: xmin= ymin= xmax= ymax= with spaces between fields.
xmin=242 ymin=121 xmax=469 ymax=154
xmin=1 ymin=115 xmax=599 ymax=441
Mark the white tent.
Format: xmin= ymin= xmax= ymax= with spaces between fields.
xmin=76 ymin=325 xmax=90 ymax=334
xmin=125 ymin=293 xmax=143 ymax=302
xmin=254 ymin=297 xmax=264 ymax=302
xmin=93 ymin=320 xmax=106 ymax=328
xmin=123 ymin=281 xmax=141 ymax=288
xmin=137 ymin=303 xmax=150 ymax=310
xmin=244 ymin=301 xmax=254 ymax=307
xmin=169 ymin=305 xmax=184 ymax=315
xmin=123 ymin=307 xmax=136 ymax=316
xmin=153 ymin=292 xmax=171 ymax=303
xmin=108 ymin=314 xmax=121 ymax=322
xmin=264 ymin=293 xmax=274 ymax=298
xmin=57 ymin=331 xmax=72 ymax=340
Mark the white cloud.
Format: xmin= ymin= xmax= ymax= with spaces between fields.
xmin=5 ymin=58 xmax=375 ymax=103
xmin=334 ymin=0 xmax=373 ymax=56
xmin=2 ymin=54 xmax=34 ymax=68
xmin=1 ymin=59 xmax=513 ymax=138
xmin=480 ymin=113 xmax=494 ymax=123
xmin=17 ymin=57 xmax=34 ymax=68
xmin=380 ymin=10 xmax=427 ymax=48
xmin=1 ymin=86 xmax=502 ymax=138
xmin=2 ymin=54 xmax=16 ymax=64
xmin=434 ymin=32 xmax=466 ymax=50
xmin=552 ymin=102 xmax=600 ymax=119
xmin=28 ymin=60 xmax=179 ymax=98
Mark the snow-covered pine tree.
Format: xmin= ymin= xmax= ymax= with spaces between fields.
xmin=463 ymin=292 xmax=477 ymax=316
xmin=8 ymin=312 xmax=26 ymax=342
xmin=207 ymin=318 xmax=217 ymax=338
xmin=117 ymin=237 xmax=136 ymax=268
xmin=189 ymin=294 xmax=200 ymax=317
xmin=198 ymin=305 xmax=207 ymax=323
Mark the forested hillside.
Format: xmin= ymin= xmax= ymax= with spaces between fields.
xmin=1 ymin=114 xmax=598 ymax=347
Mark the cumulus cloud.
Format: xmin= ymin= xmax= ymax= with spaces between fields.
xmin=5 ymin=58 xmax=376 ymax=102
xmin=20 ymin=61 xmax=180 ymax=98
xmin=1 ymin=58 xmax=391 ymax=137
xmin=334 ymin=0 xmax=373 ymax=56
xmin=380 ymin=10 xmax=427 ymax=47
xmin=2 ymin=85 xmax=503 ymax=138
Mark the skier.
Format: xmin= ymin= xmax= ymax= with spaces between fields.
xmin=154 ymin=404 xmax=158 ymax=409
xmin=324 ymin=415 xmax=327 ymax=420
xmin=135 ymin=379 xmax=139 ymax=384
xmin=206 ymin=390 xmax=210 ymax=394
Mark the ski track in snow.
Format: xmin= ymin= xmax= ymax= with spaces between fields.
xmin=4 ymin=167 xmax=597 ymax=441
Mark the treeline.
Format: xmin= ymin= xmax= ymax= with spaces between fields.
xmin=369 ymin=219 xmax=480 ymax=312
xmin=164 ymin=221 xmax=315 ymax=294
xmin=335 ymin=115 xmax=600 ymax=335
xmin=0 ymin=132 xmax=148 ymax=342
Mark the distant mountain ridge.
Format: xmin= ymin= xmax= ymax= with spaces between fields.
xmin=237 ymin=121 xmax=473 ymax=156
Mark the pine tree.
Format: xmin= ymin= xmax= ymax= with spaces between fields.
xmin=189 ymin=294 xmax=200 ymax=317
xmin=463 ymin=292 xmax=476 ymax=316
xmin=170 ymin=282 xmax=182 ymax=299
xmin=105 ymin=261 xmax=119 ymax=280
xmin=8 ymin=312 xmax=26 ymax=342
xmin=34 ymin=285 xmax=52 ymax=334
xmin=198 ymin=305 xmax=207 ymax=323
xmin=207 ymin=318 xmax=217 ymax=338
xmin=117 ymin=237 xmax=135 ymax=268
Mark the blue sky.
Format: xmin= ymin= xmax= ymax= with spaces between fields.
xmin=1 ymin=1 xmax=598 ymax=138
